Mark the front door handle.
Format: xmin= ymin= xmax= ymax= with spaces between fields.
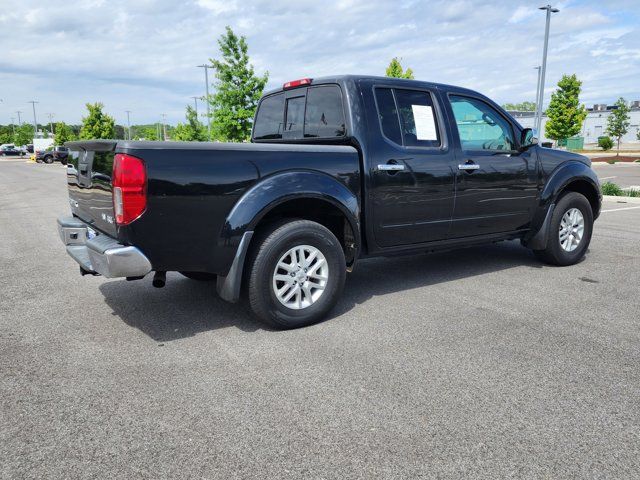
xmin=458 ymin=163 xmax=480 ymax=171
xmin=378 ymin=164 xmax=405 ymax=171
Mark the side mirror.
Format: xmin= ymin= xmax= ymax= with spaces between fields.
xmin=521 ymin=128 xmax=539 ymax=149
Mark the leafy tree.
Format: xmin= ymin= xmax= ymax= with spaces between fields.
xmin=502 ymin=101 xmax=536 ymax=111
xmin=208 ymin=26 xmax=269 ymax=142
xmin=131 ymin=125 xmax=159 ymax=141
xmin=606 ymin=97 xmax=630 ymax=155
xmin=54 ymin=121 xmax=76 ymax=145
xmin=14 ymin=123 xmax=35 ymax=146
xmin=544 ymin=74 xmax=587 ymax=143
xmin=173 ymin=105 xmax=207 ymax=141
xmin=385 ymin=57 xmax=414 ymax=79
xmin=79 ymin=102 xmax=116 ymax=139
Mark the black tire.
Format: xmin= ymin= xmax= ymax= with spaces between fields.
xmin=43 ymin=155 xmax=53 ymax=164
xmin=534 ymin=191 xmax=593 ymax=266
xmin=247 ymin=219 xmax=346 ymax=329
xmin=179 ymin=271 xmax=217 ymax=281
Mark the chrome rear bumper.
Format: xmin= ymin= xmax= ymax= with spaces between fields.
xmin=57 ymin=216 xmax=152 ymax=278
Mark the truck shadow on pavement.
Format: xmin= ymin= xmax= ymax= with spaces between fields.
xmin=99 ymin=240 xmax=543 ymax=342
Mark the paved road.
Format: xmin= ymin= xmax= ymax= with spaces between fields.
xmin=2 ymin=160 xmax=640 ymax=479
xmin=593 ymin=161 xmax=640 ymax=189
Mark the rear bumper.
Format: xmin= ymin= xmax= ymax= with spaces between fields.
xmin=57 ymin=216 xmax=152 ymax=278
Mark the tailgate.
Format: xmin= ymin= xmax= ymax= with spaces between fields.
xmin=66 ymin=140 xmax=118 ymax=237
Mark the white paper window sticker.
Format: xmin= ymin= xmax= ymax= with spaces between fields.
xmin=411 ymin=104 xmax=438 ymax=141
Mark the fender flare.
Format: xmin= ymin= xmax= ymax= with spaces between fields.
xmin=523 ymin=161 xmax=601 ymax=249
xmin=216 ymin=171 xmax=361 ymax=303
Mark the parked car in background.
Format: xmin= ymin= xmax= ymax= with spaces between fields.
xmin=26 ymin=144 xmax=34 ymax=153
xmin=53 ymin=146 xmax=69 ymax=164
xmin=1 ymin=145 xmax=25 ymax=157
xmin=36 ymin=146 xmax=68 ymax=164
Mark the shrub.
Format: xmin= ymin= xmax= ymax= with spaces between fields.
xmin=601 ymin=181 xmax=623 ymax=196
xmin=598 ymin=136 xmax=614 ymax=151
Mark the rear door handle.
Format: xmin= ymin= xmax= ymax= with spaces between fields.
xmin=378 ymin=164 xmax=405 ymax=171
xmin=458 ymin=163 xmax=480 ymax=171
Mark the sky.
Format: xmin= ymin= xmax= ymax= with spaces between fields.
xmin=1 ymin=0 xmax=639 ymax=126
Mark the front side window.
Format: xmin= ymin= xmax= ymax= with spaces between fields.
xmin=253 ymin=93 xmax=284 ymax=140
xmin=450 ymin=95 xmax=515 ymax=151
xmin=304 ymin=86 xmax=346 ymax=138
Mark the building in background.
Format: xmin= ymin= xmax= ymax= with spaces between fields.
xmin=509 ymin=100 xmax=640 ymax=145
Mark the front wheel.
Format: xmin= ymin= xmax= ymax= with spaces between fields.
xmin=247 ymin=220 xmax=346 ymax=329
xmin=534 ymin=191 xmax=593 ymax=266
xmin=43 ymin=155 xmax=53 ymax=164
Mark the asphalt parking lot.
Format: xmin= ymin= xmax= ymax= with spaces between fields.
xmin=592 ymin=161 xmax=640 ymax=189
xmin=1 ymin=159 xmax=639 ymax=479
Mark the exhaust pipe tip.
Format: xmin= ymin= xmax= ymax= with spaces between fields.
xmin=152 ymin=271 xmax=166 ymax=288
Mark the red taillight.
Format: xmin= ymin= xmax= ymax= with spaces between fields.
xmin=112 ymin=153 xmax=146 ymax=225
xmin=283 ymin=78 xmax=312 ymax=89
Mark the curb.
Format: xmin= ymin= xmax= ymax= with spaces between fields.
xmin=603 ymin=195 xmax=640 ymax=204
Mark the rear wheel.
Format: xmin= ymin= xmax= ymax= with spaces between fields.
xmin=534 ymin=191 xmax=593 ymax=266
xmin=179 ymin=271 xmax=217 ymax=281
xmin=247 ymin=219 xmax=346 ymax=329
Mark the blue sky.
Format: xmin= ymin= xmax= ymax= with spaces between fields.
xmin=1 ymin=0 xmax=638 ymax=126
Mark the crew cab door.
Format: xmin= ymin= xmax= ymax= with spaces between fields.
xmin=363 ymin=82 xmax=456 ymax=248
xmin=444 ymin=94 xmax=538 ymax=236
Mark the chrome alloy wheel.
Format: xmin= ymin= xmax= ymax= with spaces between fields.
xmin=272 ymin=245 xmax=329 ymax=310
xmin=559 ymin=207 xmax=584 ymax=252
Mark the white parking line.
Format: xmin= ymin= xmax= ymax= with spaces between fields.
xmin=599 ymin=176 xmax=616 ymax=180
xmin=601 ymin=206 xmax=640 ymax=213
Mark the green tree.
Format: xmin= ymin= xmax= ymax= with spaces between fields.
xmin=14 ymin=123 xmax=35 ymax=146
xmin=208 ymin=26 xmax=269 ymax=142
xmin=502 ymin=101 xmax=536 ymax=111
xmin=54 ymin=121 xmax=76 ymax=145
xmin=606 ymin=97 xmax=631 ymax=155
xmin=385 ymin=57 xmax=414 ymax=79
xmin=131 ymin=125 xmax=159 ymax=141
xmin=173 ymin=105 xmax=207 ymax=141
xmin=544 ymin=74 xmax=587 ymax=143
xmin=79 ymin=102 xmax=116 ymax=139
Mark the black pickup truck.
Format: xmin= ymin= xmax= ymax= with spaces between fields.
xmin=58 ymin=75 xmax=601 ymax=328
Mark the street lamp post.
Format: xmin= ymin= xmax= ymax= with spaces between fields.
xmin=10 ymin=117 xmax=15 ymax=136
xmin=125 ymin=110 xmax=132 ymax=140
xmin=161 ymin=113 xmax=167 ymax=141
xmin=191 ymin=96 xmax=200 ymax=116
xmin=16 ymin=111 xmax=22 ymax=125
xmin=28 ymin=101 xmax=39 ymax=138
xmin=533 ymin=66 xmax=542 ymax=127
xmin=535 ymin=5 xmax=559 ymax=134
xmin=197 ymin=64 xmax=212 ymax=141
xmin=47 ymin=113 xmax=55 ymax=136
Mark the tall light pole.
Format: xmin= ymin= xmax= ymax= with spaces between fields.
xmin=16 ymin=111 xmax=22 ymax=125
xmin=47 ymin=113 xmax=55 ymax=136
xmin=535 ymin=5 xmax=559 ymax=134
xmin=197 ymin=64 xmax=212 ymax=141
xmin=10 ymin=117 xmax=16 ymax=137
xmin=191 ymin=96 xmax=200 ymax=116
xmin=161 ymin=113 xmax=167 ymax=141
xmin=125 ymin=110 xmax=132 ymax=140
xmin=28 ymin=101 xmax=39 ymax=138
xmin=533 ymin=66 xmax=542 ymax=127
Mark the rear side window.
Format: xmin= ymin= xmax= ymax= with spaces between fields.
xmin=304 ymin=86 xmax=346 ymax=138
xmin=253 ymin=94 xmax=284 ymax=140
xmin=374 ymin=88 xmax=402 ymax=145
xmin=375 ymin=87 xmax=441 ymax=148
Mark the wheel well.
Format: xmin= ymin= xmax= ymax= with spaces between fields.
xmin=561 ymin=180 xmax=600 ymax=217
xmin=253 ymin=198 xmax=357 ymax=265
